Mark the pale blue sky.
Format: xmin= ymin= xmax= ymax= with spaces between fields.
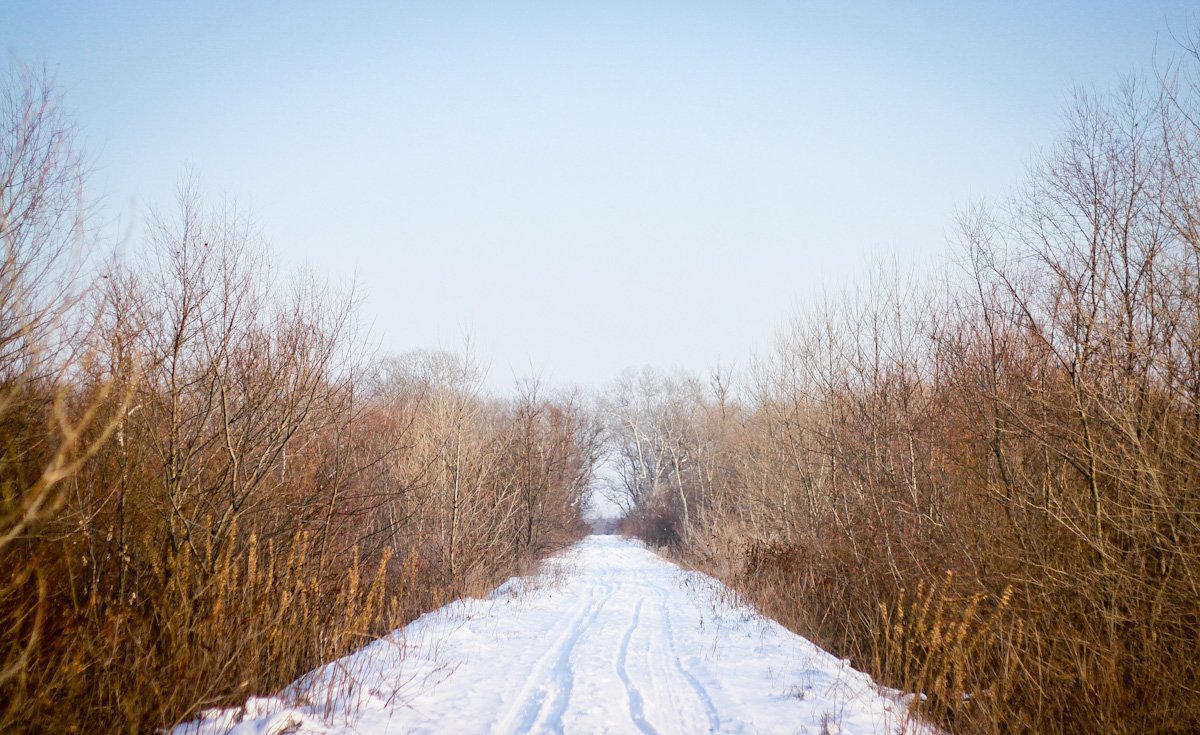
xmin=5 ymin=1 xmax=1197 ymax=391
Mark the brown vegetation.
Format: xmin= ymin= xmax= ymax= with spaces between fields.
xmin=0 ymin=66 xmax=599 ymax=732
xmin=613 ymin=51 xmax=1200 ymax=734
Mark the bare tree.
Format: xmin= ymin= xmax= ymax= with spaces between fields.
xmin=0 ymin=64 xmax=125 ymax=689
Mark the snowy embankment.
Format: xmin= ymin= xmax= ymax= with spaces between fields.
xmin=176 ymin=536 xmax=929 ymax=734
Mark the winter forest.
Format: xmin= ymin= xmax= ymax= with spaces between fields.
xmin=4 ymin=10 xmax=1200 ymax=735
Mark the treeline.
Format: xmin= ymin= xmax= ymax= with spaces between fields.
xmin=609 ymin=55 xmax=1200 ymax=732
xmin=0 ymin=66 xmax=599 ymax=732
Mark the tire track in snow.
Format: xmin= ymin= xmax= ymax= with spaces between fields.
xmin=492 ymin=578 xmax=613 ymax=735
xmin=658 ymin=581 xmax=722 ymax=732
xmin=616 ymin=596 xmax=657 ymax=735
xmin=174 ymin=536 xmax=927 ymax=735
xmin=535 ymin=582 xmax=612 ymax=734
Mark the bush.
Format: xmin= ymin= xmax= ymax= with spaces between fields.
xmin=613 ymin=49 xmax=1200 ymax=734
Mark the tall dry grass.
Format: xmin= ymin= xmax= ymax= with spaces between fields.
xmin=614 ymin=47 xmax=1200 ymax=734
xmin=0 ymin=65 xmax=599 ymax=733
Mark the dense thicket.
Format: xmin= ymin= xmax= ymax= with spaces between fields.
xmin=0 ymin=67 xmax=599 ymax=732
xmin=613 ymin=58 xmax=1200 ymax=733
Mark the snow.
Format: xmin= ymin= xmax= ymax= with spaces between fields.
xmin=174 ymin=535 xmax=929 ymax=734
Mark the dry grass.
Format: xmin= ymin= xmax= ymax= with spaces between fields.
xmin=0 ymin=65 xmax=598 ymax=733
xmin=615 ymin=46 xmax=1200 ymax=735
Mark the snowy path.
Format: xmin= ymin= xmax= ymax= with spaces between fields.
xmin=178 ymin=536 xmax=924 ymax=735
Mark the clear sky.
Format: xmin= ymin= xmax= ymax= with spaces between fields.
xmin=5 ymin=1 xmax=1197 ymax=393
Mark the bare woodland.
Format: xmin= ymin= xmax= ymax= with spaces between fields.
xmin=4 ymin=35 xmax=1200 ymax=735
xmin=610 ymin=57 xmax=1200 ymax=734
xmin=0 ymin=66 xmax=599 ymax=731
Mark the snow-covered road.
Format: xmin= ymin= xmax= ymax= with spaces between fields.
xmin=179 ymin=536 xmax=923 ymax=734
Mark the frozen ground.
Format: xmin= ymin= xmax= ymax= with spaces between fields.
xmin=176 ymin=535 xmax=927 ymax=734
